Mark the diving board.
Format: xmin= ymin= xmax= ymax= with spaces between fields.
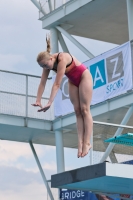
xmin=51 ymin=162 xmax=133 ymax=195
xmin=105 ymin=133 xmax=133 ymax=146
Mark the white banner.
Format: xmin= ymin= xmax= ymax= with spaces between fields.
xmin=53 ymin=42 xmax=132 ymax=117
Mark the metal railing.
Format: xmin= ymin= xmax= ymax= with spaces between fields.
xmin=38 ymin=0 xmax=71 ymax=18
xmin=0 ymin=70 xmax=54 ymax=120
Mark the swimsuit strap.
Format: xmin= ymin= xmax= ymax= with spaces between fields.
xmin=56 ymin=52 xmax=61 ymax=63
xmin=52 ymin=53 xmax=73 ymax=72
xmin=66 ymin=54 xmax=73 ymax=68
xmin=52 ymin=53 xmax=61 ymax=72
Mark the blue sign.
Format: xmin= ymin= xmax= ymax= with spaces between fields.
xmin=60 ymin=189 xmax=97 ymax=200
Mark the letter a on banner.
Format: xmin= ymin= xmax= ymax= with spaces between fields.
xmin=94 ymin=66 xmax=104 ymax=86
xmin=90 ymin=59 xmax=106 ymax=89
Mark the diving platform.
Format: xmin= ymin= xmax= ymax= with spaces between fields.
xmin=39 ymin=0 xmax=130 ymax=44
xmin=51 ymin=162 xmax=133 ymax=195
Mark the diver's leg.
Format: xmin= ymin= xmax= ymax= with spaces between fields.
xmin=68 ymin=81 xmax=84 ymax=158
xmin=79 ymin=70 xmax=93 ymax=157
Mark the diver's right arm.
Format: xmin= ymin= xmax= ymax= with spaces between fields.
xmin=32 ymin=68 xmax=50 ymax=107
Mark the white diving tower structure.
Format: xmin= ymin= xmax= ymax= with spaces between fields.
xmin=0 ymin=0 xmax=133 ymax=199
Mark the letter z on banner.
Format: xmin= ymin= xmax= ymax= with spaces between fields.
xmin=53 ymin=42 xmax=132 ymax=117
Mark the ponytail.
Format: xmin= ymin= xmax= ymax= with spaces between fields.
xmin=46 ymin=33 xmax=51 ymax=53
xmin=37 ymin=33 xmax=51 ymax=63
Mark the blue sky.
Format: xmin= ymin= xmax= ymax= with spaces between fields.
xmin=0 ymin=0 xmax=119 ymax=199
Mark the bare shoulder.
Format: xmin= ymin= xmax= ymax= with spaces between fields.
xmin=58 ymin=52 xmax=67 ymax=60
xmin=57 ymin=52 xmax=74 ymax=65
xmin=56 ymin=52 xmax=70 ymax=66
xmin=54 ymin=52 xmax=81 ymax=65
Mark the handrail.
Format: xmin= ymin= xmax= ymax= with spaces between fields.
xmin=0 ymin=70 xmax=54 ymax=120
xmin=0 ymin=69 xmax=52 ymax=79
xmin=38 ymin=0 xmax=71 ymax=18
xmin=0 ymin=90 xmax=49 ymax=100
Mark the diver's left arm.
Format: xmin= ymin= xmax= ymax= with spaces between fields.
xmin=38 ymin=59 xmax=66 ymax=112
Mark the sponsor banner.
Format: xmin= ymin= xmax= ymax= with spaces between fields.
xmin=53 ymin=42 xmax=132 ymax=117
xmin=85 ymin=42 xmax=132 ymax=104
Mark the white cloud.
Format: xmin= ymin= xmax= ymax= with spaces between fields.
xmin=0 ymin=141 xmax=44 ymax=163
xmin=43 ymin=162 xmax=57 ymax=171
xmin=0 ymin=164 xmax=58 ymax=199
xmin=0 ymin=182 xmax=48 ymax=200
xmin=0 ymin=142 xmax=30 ymax=162
xmin=0 ymin=141 xmax=57 ymax=176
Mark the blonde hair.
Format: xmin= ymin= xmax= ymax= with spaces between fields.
xmin=37 ymin=33 xmax=51 ymax=63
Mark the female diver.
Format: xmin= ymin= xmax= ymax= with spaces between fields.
xmin=32 ymin=35 xmax=93 ymax=158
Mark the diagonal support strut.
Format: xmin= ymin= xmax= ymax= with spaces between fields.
xmin=29 ymin=142 xmax=54 ymax=200
xmin=56 ymin=26 xmax=95 ymax=59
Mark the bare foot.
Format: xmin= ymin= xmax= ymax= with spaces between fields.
xmin=81 ymin=143 xmax=92 ymax=157
xmin=77 ymin=142 xmax=83 ymax=158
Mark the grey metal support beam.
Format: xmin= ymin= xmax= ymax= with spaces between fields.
xmin=56 ymin=26 xmax=95 ymax=59
xmin=127 ymin=0 xmax=133 ymax=40
xmin=58 ymin=31 xmax=69 ymax=53
xmin=50 ymin=28 xmax=59 ymax=53
xmin=54 ymin=0 xmax=56 ymax=9
xmin=29 ymin=142 xmax=54 ymax=200
xmin=50 ymin=28 xmax=59 ymax=78
xmin=55 ymin=130 xmax=65 ymax=173
xmin=48 ymin=0 xmax=53 ymax=12
xmin=100 ymin=105 xmax=133 ymax=163
xmin=30 ymin=0 xmax=46 ymax=15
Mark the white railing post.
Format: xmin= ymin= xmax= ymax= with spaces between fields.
xmin=25 ymin=75 xmax=28 ymax=127
xmin=48 ymin=0 xmax=53 ymax=12
xmin=54 ymin=0 xmax=56 ymax=9
xmin=126 ymin=0 xmax=133 ymax=40
xmin=30 ymin=0 xmax=46 ymax=15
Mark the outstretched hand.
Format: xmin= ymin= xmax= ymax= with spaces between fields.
xmin=31 ymin=102 xmax=42 ymax=108
xmin=37 ymin=103 xmax=51 ymax=112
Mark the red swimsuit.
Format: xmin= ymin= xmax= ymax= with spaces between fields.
xmin=52 ymin=53 xmax=87 ymax=87
xmin=65 ymin=60 xmax=87 ymax=87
